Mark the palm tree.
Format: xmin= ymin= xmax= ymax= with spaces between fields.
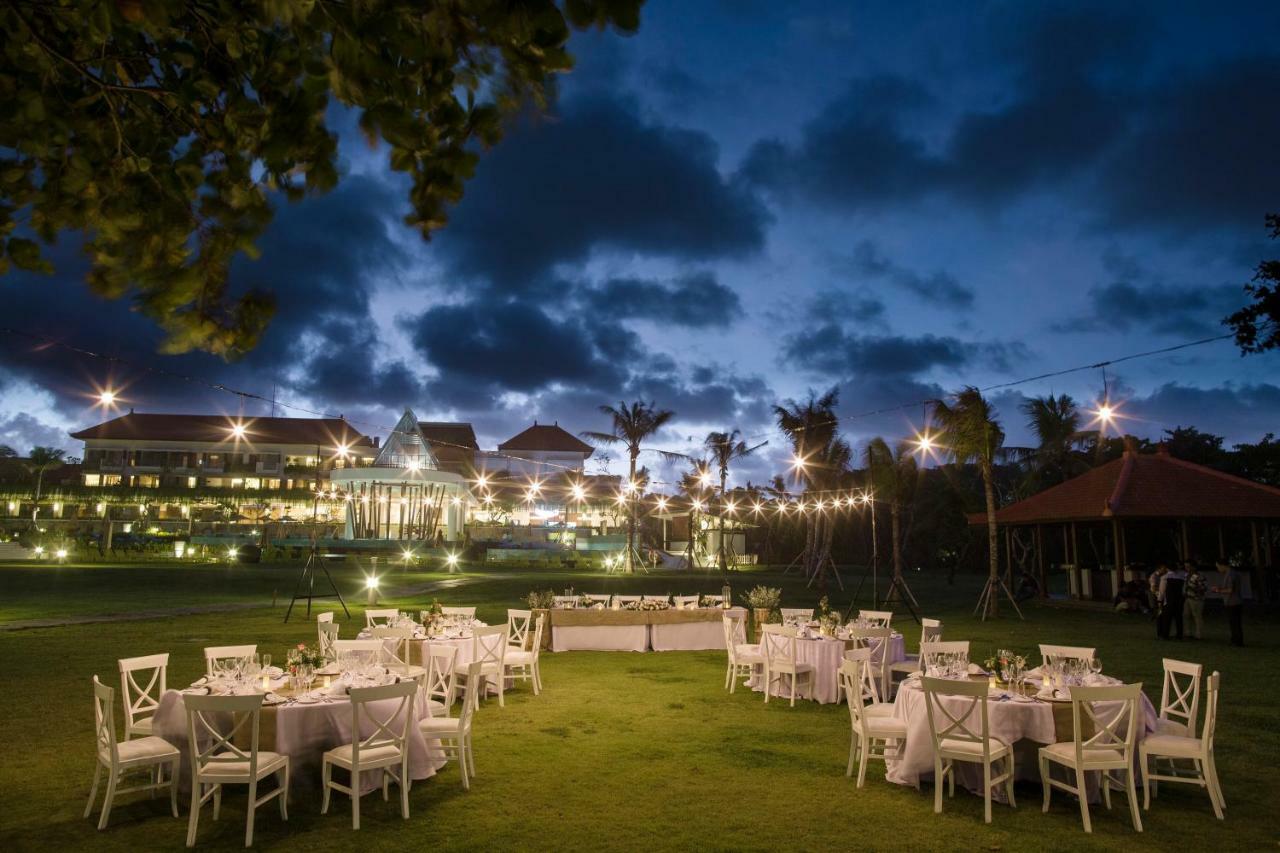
xmin=864 ymin=437 xmax=919 ymax=604
xmin=0 ymin=444 xmax=16 ymax=458
xmin=932 ymin=388 xmax=1016 ymax=619
xmin=27 ymin=446 xmax=66 ymax=526
xmin=704 ymin=429 xmax=767 ymax=571
xmin=773 ymin=388 xmax=851 ymax=585
xmin=581 ymin=401 xmax=676 ymax=573
xmin=1019 ymin=393 xmax=1091 ymax=492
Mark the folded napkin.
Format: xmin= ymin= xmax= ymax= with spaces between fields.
xmin=262 ymin=692 xmax=287 ymax=706
xmin=263 ymin=666 xmax=284 ymax=678
xmin=182 ymin=686 xmax=211 ymax=695
xmin=967 ymin=663 xmax=987 ymax=676
xmin=192 ymin=676 xmax=209 ymax=686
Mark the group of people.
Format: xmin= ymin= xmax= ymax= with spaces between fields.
xmin=1146 ymin=560 xmax=1245 ymax=646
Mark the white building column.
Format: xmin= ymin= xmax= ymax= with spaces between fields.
xmin=446 ymin=495 xmax=461 ymax=542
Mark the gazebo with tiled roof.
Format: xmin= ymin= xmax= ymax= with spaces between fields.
xmin=972 ymin=443 xmax=1280 ymax=600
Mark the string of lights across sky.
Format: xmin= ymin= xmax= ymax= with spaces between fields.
xmin=1 ymin=326 xmax=1238 ymax=512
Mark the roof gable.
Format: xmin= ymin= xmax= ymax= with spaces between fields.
xmin=70 ymin=413 xmax=374 ymax=449
xmin=498 ymin=423 xmax=594 ymax=455
xmin=418 ymin=422 xmax=479 ymax=451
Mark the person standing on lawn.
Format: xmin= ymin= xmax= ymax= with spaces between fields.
xmin=1148 ymin=564 xmax=1168 ymax=619
xmin=1157 ymin=561 xmax=1186 ymax=639
xmin=1183 ymin=561 xmax=1207 ymax=639
xmin=1213 ymin=560 xmax=1245 ymax=647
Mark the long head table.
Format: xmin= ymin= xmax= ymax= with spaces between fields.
xmin=532 ymin=607 xmax=744 ymax=652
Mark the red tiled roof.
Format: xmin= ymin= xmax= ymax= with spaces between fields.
xmin=498 ymin=423 xmax=594 ymax=455
xmin=975 ymin=449 xmax=1280 ymax=524
xmin=70 ymin=413 xmax=375 ymax=449
xmin=418 ymin=422 xmax=479 ymax=451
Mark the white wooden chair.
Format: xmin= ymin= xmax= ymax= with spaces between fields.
xmin=840 ymin=646 xmax=894 ymax=717
xmin=584 ymin=594 xmax=612 ymax=606
xmin=203 ymin=645 xmax=257 ymax=677
xmin=504 ymin=614 xmax=545 ymax=695
xmin=780 ymin=607 xmax=814 ymax=623
xmin=333 ymin=639 xmax=384 ymax=668
xmin=920 ymin=640 xmax=970 ymax=673
xmin=418 ymin=660 xmax=480 ymax=790
xmin=364 ymin=608 xmax=398 ymax=628
xmin=371 ymin=626 xmax=425 ymax=679
xmin=858 ymin=609 xmax=894 ymax=627
xmin=466 ymin=626 xmax=508 ymax=709
xmin=1156 ymin=658 xmax=1202 ymax=737
xmin=723 ymin=611 xmax=762 ymax=693
xmin=613 ymin=595 xmax=641 ymax=605
xmin=318 ymin=621 xmax=339 ymax=661
xmin=321 ymin=679 xmax=417 ymax=830
xmin=1039 ymin=644 xmax=1096 ymax=668
xmin=422 ymin=643 xmax=459 ymax=717
xmin=760 ymin=624 xmax=814 ymax=706
xmin=922 ymin=676 xmax=1016 ymax=823
xmin=1039 ymin=682 xmax=1144 ymax=834
xmin=700 ymin=594 xmax=725 ymax=606
xmin=118 ymin=653 xmax=168 ymax=739
xmin=846 ymin=625 xmax=894 ymax=702
xmin=183 ymin=692 xmax=289 ymax=847
xmin=551 ymin=596 xmax=578 ymax=609
xmin=86 ymin=676 xmax=180 ymax=830
xmin=839 ymin=658 xmax=907 ymax=787
xmin=317 ymin=611 xmax=334 ymax=623
xmin=1141 ymin=671 xmax=1223 ymax=819
xmin=642 ymin=595 xmax=670 ymax=603
xmin=506 ymin=609 xmax=533 ymax=651
xmin=673 ymin=595 xmax=701 ymax=609
xmin=441 ymin=605 xmax=477 ymax=617
xmin=889 ymin=619 xmax=942 ymax=683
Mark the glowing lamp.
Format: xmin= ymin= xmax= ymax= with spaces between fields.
xmin=99 ymin=390 xmax=115 ymax=406
xmin=446 ymin=552 xmax=459 ymax=568
xmin=229 ymin=422 xmax=247 ymax=439
xmin=34 ymin=545 xmax=44 ymax=555
xmin=55 ymin=548 xmax=68 ymax=559
xmin=365 ymin=575 xmax=380 ymax=590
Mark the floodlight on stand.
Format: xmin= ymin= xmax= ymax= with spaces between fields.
xmin=56 ymin=548 xmax=68 ymax=560
xmin=445 ymin=552 xmax=460 ymax=569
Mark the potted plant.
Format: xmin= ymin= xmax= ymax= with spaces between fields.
xmin=744 ymin=585 xmax=782 ymax=640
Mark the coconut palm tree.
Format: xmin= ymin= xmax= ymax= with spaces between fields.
xmin=581 ymin=401 xmax=676 ymax=573
xmin=773 ymin=389 xmax=850 ymax=585
xmin=932 ymin=388 xmax=1018 ymax=619
xmin=704 ymin=429 xmax=767 ymax=571
xmin=0 ymin=444 xmax=16 ymax=458
xmin=1019 ymin=393 xmax=1091 ymax=492
xmin=27 ymin=446 xmax=66 ymax=526
xmin=864 ymin=437 xmax=919 ymax=605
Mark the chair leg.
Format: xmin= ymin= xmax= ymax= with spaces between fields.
xmin=847 ymin=737 xmax=856 ymax=777
xmin=789 ymin=673 xmax=797 ymax=707
xmin=1076 ymin=768 xmax=1092 ymax=833
xmin=1005 ymin=758 xmax=1017 ymax=808
xmin=1040 ymin=756 xmax=1051 ymax=813
xmin=84 ymin=763 xmax=102 ymax=819
xmin=1102 ymin=770 xmax=1113 ymax=809
xmin=725 ymin=661 xmax=732 ymax=690
xmin=278 ymin=764 xmax=289 ymax=820
xmin=467 ymin=734 xmax=476 ymax=777
xmin=1208 ymin=751 xmax=1226 ymax=808
xmin=352 ymin=769 xmax=361 ymax=830
xmin=933 ymin=758 xmax=944 ymax=813
xmin=459 ymin=738 xmax=470 ymax=791
xmin=170 ymin=759 xmax=181 ymax=818
xmin=983 ymin=762 xmax=993 ymax=823
xmin=213 ymin=785 xmax=221 ymax=821
xmin=400 ymin=763 xmax=410 ymax=819
xmin=1125 ymin=768 xmax=1143 ymax=832
xmin=1141 ymin=750 xmax=1152 ymax=810
xmin=321 ymin=761 xmax=331 ymax=814
xmin=97 ymin=771 xmax=117 ymax=830
xmin=186 ymin=783 xmax=202 ymax=847
xmin=245 ymin=779 xmax=257 ymax=847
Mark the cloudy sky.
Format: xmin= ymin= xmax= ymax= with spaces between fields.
xmin=3 ymin=0 xmax=1278 ymax=488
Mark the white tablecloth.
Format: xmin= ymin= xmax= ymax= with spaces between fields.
xmin=552 ymin=624 xmax=649 ymax=652
xmin=749 ymin=634 xmax=907 ymax=704
xmin=886 ymin=679 xmax=1158 ymax=800
xmin=152 ymin=688 xmax=444 ymax=796
xmin=649 ymin=608 xmax=744 ymax=651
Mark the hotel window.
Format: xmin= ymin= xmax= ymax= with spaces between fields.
xmin=101 ymin=474 xmax=122 ymax=486
xmin=83 ymin=474 xmax=101 ymax=486
xmin=187 ymin=477 xmax=197 ymax=488
xmin=245 ymin=478 xmax=261 ymax=490
xmin=136 ymin=475 xmax=159 ymax=488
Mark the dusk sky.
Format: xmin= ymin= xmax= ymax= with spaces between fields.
xmin=3 ymin=0 xmax=1278 ymax=487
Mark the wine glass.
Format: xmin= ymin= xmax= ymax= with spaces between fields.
xmin=1089 ymin=656 xmax=1102 ymax=677
xmin=262 ymin=653 xmax=272 ymax=672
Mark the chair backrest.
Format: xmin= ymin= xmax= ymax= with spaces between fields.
xmin=918 ymin=620 xmax=943 ymax=648
xmin=348 ymin=679 xmax=416 ymax=764
xmin=92 ymin=676 xmax=120 ymax=765
xmin=318 ymin=621 xmax=340 ymax=660
xmin=334 ymin=638 xmax=384 ymax=667
xmin=920 ymin=640 xmax=969 ymax=670
xmin=365 ymin=608 xmax=398 ymax=628
xmin=1159 ymin=658 xmax=1203 ymax=735
xmin=760 ymin=624 xmax=798 ymax=665
xmin=922 ymin=617 xmax=941 ymax=628
xmin=700 ymin=594 xmax=725 ymax=606
xmin=921 ymin=676 xmax=992 ymax=759
xmin=317 ymin=611 xmax=334 ymax=624
xmin=722 ymin=611 xmax=749 ymax=657
xmin=371 ymin=626 xmax=415 ymax=671
xmin=507 ymin=609 xmax=532 ymax=649
xmin=839 ymin=659 xmax=873 ymax=735
xmin=642 ymin=595 xmax=670 ymax=603
xmin=1067 ymin=682 xmax=1143 ymax=767
xmin=859 ymin=609 xmax=893 ymax=627
xmin=585 ymin=594 xmax=612 ymax=605
xmin=613 ymin=595 xmax=641 ymax=604
xmin=552 ymin=596 xmax=578 ymax=609
xmin=442 ymin=606 xmax=477 ymax=617
xmin=527 ymin=614 xmax=546 ymax=658
xmin=456 ymin=661 xmax=482 ymax=730
xmin=780 ymin=608 xmax=814 ymax=622
xmin=1039 ymin=644 xmax=1095 ymax=667
xmin=473 ymin=626 xmax=507 ymax=668
xmin=118 ymin=653 xmax=168 ymax=732
xmin=204 ymin=644 xmax=256 ymax=676
xmin=423 ymin=643 xmax=459 ymax=714
xmin=1202 ymin=671 xmax=1221 ymax=749
xmin=840 ymin=646 xmax=883 ymax=705
xmin=184 ymin=692 xmax=266 ymax=780
xmin=673 ymin=595 xmax=701 ymax=609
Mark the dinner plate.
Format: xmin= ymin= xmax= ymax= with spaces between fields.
xmin=295 ymin=694 xmax=319 ymax=704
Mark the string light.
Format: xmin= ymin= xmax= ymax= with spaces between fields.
xmin=228 ymin=421 xmax=247 ymax=440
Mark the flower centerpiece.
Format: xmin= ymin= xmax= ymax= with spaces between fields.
xmin=983 ymin=649 xmax=1028 ymax=687
xmin=744 ymin=585 xmax=782 ymax=638
xmin=637 ymin=599 xmax=670 ymax=611
xmin=287 ymin=643 xmax=326 ymax=674
xmin=700 ymin=592 xmax=722 ymax=609
xmin=577 ymin=594 xmax=601 ymax=610
xmin=526 ymin=589 xmax=555 ymax=610
xmin=817 ymin=596 xmax=842 ymax=636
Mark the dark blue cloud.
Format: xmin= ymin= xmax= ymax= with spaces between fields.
xmin=783 ymin=326 xmax=1029 ymax=378
xmin=847 ymin=241 xmax=974 ymax=310
xmin=576 ymin=272 xmax=742 ymax=327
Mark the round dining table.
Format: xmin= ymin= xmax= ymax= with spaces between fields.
xmin=748 ymin=633 xmax=907 ymax=704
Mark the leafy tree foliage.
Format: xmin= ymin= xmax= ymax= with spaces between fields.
xmin=0 ymin=0 xmax=641 ymax=355
xmin=1227 ymin=213 xmax=1280 ymax=353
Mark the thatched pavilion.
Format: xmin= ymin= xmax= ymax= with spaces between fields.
xmin=973 ymin=444 xmax=1280 ymax=601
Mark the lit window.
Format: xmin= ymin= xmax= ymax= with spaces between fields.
xmin=83 ymin=474 xmax=101 ymax=487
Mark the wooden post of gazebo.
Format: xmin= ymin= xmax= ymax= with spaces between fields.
xmin=1036 ymin=524 xmax=1046 ymax=598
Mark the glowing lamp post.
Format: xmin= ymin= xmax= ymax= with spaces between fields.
xmin=365 ymin=573 xmax=380 ymax=606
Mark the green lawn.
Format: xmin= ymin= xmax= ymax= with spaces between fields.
xmin=0 ymin=560 xmax=1275 ymax=851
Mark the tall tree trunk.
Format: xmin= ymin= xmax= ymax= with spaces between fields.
xmin=983 ymin=459 xmax=999 ymax=617
xmin=626 ymin=450 xmax=637 ymax=573
xmin=718 ymin=470 xmax=728 ymax=572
